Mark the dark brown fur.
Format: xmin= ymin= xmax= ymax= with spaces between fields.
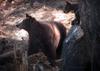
xmin=16 ymin=14 xmax=66 ymax=66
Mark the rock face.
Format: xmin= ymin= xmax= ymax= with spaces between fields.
xmin=62 ymin=0 xmax=100 ymax=71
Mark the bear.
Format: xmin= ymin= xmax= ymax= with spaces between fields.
xmin=16 ymin=14 xmax=67 ymax=66
xmin=64 ymin=1 xmax=79 ymax=13
xmin=64 ymin=1 xmax=80 ymax=25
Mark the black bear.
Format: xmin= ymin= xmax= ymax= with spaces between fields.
xmin=64 ymin=1 xmax=79 ymax=13
xmin=16 ymin=14 xmax=67 ymax=66
xmin=64 ymin=1 xmax=80 ymax=25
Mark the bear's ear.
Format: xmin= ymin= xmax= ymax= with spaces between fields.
xmin=26 ymin=14 xmax=31 ymax=18
xmin=66 ymin=1 xmax=71 ymax=5
xmin=26 ymin=14 xmax=36 ymax=20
